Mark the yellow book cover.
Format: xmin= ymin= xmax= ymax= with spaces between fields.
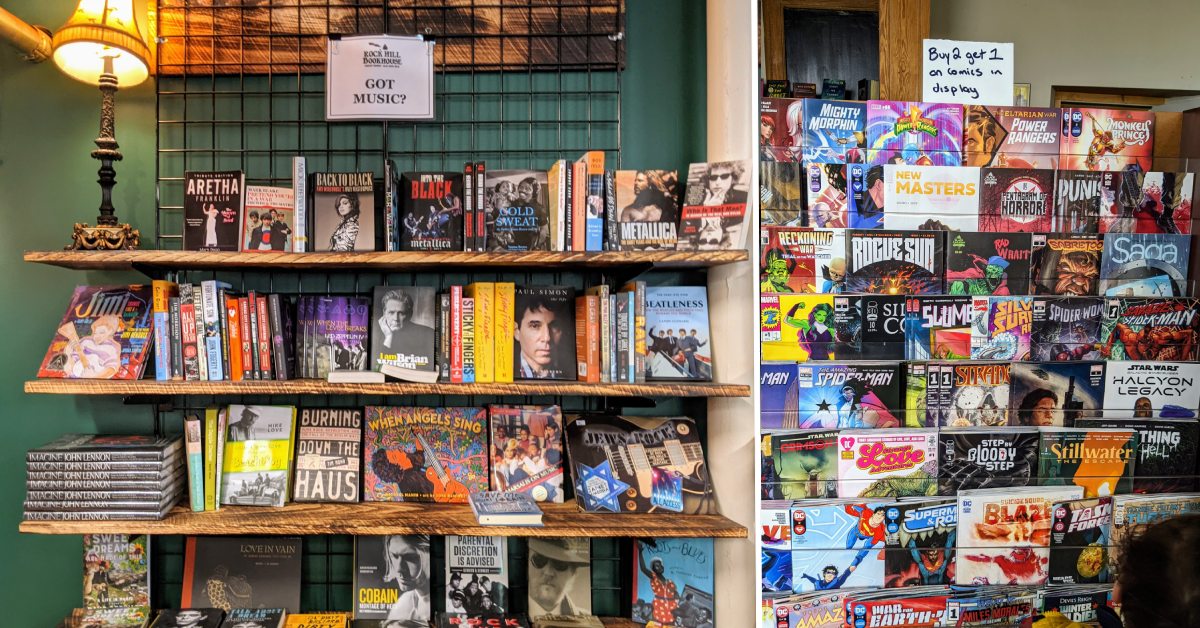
xmin=760 ymin=293 xmax=836 ymax=362
xmin=494 ymin=282 xmax=515 ymax=382
xmin=465 ymin=282 xmax=495 ymax=383
xmin=220 ymin=404 xmax=297 ymax=507
xmin=203 ymin=407 xmax=217 ymax=511
xmin=283 ymin=612 xmax=349 ymax=628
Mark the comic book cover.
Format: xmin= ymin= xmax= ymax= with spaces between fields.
xmin=1030 ymin=296 xmax=1104 ymax=361
xmin=761 ymin=363 xmax=800 ymax=430
xmin=1060 ymin=108 xmax=1154 ymax=172
xmin=882 ymin=165 xmax=980 ymax=231
xmin=772 ymin=592 xmax=844 ymax=627
xmin=831 ymin=295 xmax=863 ymax=359
xmin=1029 ymin=234 xmax=1103 ymax=296
xmin=1038 ymin=428 xmax=1138 ymax=497
xmin=904 ymin=362 xmax=927 ymax=427
xmin=1103 ymin=361 xmax=1200 ymax=419
xmin=883 ymin=500 xmax=957 ymax=588
xmin=614 ymin=169 xmax=681 ymax=250
xmin=846 ymin=230 xmax=945 ymax=295
xmin=1009 ymin=361 xmax=1105 ymax=428
xmin=487 ymin=405 xmax=565 ymax=503
xmin=83 ymin=534 xmax=149 ymax=610
xmin=944 ymin=362 xmax=1011 ymax=427
xmin=1053 ymin=171 xmax=1117 ymax=233
xmin=801 ymin=99 xmax=867 ymax=163
xmin=903 ymin=296 xmax=973 ymax=361
xmin=760 ymin=227 xmax=817 ymax=293
xmin=760 ymin=160 xmax=805 ymax=227
xmin=762 ymin=548 xmax=793 ymax=594
xmin=955 ymin=486 xmax=1085 ymax=586
xmin=964 ymin=105 xmax=1061 ymax=169
xmin=1111 ymin=494 xmax=1200 ymax=575
xmin=399 ymin=171 xmax=465 ymax=251
xmin=1075 ymin=417 xmax=1199 ymax=493
xmin=970 ymin=296 xmax=1033 ymax=361
xmin=38 ymin=285 xmax=154 ymax=380
xmin=789 ymin=500 xmax=889 ymax=591
xmin=794 ymin=363 xmax=903 ymax=429
xmin=760 ymin=97 xmax=803 ymax=162
xmin=857 ymin=294 xmax=907 ymax=360
xmin=1100 ymin=233 xmax=1191 ymax=297
xmin=632 ymin=538 xmax=714 ymax=627
xmin=564 ymin=414 xmax=715 ymax=514
xmin=805 ymin=161 xmax=853 ymax=228
xmin=362 ymin=406 xmax=489 ymax=503
xmin=760 ymin=294 xmax=837 ymax=362
xmin=978 ymin=169 xmax=1055 ymax=232
xmin=937 ymin=428 xmax=1039 ymax=494
xmin=1100 ymin=297 xmax=1200 ymax=361
xmin=1101 ymin=170 xmax=1194 ymax=235
xmin=946 ymin=231 xmax=1033 ymax=296
xmin=813 ymin=228 xmax=847 ymax=293
xmin=866 ymin=101 xmax=964 ymax=166
xmin=772 ymin=430 xmax=838 ymax=499
xmin=856 ymin=164 xmax=888 ymax=230
xmin=1047 ymin=496 xmax=1113 ymax=585
xmin=1040 ymin=588 xmax=1114 ymax=625
xmin=846 ymin=594 xmax=950 ymax=628
xmin=836 ymin=429 xmax=938 ymax=498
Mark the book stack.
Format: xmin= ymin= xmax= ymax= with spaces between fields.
xmin=183 ymin=405 xmax=298 ymax=511
xmin=24 ymin=435 xmax=184 ymax=521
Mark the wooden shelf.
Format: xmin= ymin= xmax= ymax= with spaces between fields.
xmin=23 ymin=249 xmax=748 ymax=272
xmin=18 ymin=501 xmax=747 ymax=538
xmin=23 ymin=379 xmax=750 ymax=398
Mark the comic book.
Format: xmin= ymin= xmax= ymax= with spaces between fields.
xmin=1102 ymin=361 xmax=1200 ymax=419
xmin=1047 ymin=496 xmax=1113 ymax=585
xmin=1110 ymin=494 xmax=1200 ymax=577
xmin=1040 ymin=587 xmax=1114 ymax=625
xmin=761 ymin=547 xmax=793 ymax=595
xmin=760 ymin=226 xmax=817 ymax=293
xmin=760 ymin=294 xmax=837 ymax=362
xmin=1029 ymin=234 xmax=1103 ymax=296
xmin=1038 ymin=427 xmax=1138 ymax=497
xmin=843 ymin=592 xmax=951 ymax=628
xmin=760 ymin=160 xmax=805 ymax=227
xmin=1099 ymin=233 xmax=1191 ymax=297
xmin=970 ymin=296 xmax=1033 ymax=361
xmin=771 ymin=430 xmax=838 ymax=499
xmin=1060 ymin=107 xmax=1154 ymax=172
xmin=801 ymin=99 xmax=867 ymax=163
xmin=487 ymin=405 xmax=565 ymax=503
xmin=761 ymin=363 xmax=800 ymax=430
xmin=831 ymin=295 xmax=863 ymax=359
xmin=38 ymin=285 xmax=154 ymax=380
xmin=771 ymin=592 xmax=844 ymax=627
xmin=856 ymin=294 xmax=907 ymax=360
xmin=789 ymin=500 xmax=889 ymax=591
xmin=963 ymin=105 xmax=1061 ymax=169
xmin=882 ymin=164 xmax=980 ymax=231
xmin=793 ymin=362 xmax=903 ymax=429
xmin=631 ymin=538 xmax=714 ymax=627
xmin=978 ymin=168 xmax=1055 ymax=232
xmin=954 ymin=486 xmax=1085 ymax=586
xmin=903 ymin=296 xmax=973 ymax=361
xmin=1075 ymin=417 xmax=1199 ymax=493
xmin=1100 ymin=297 xmax=1200 ymax=361
xmin=937 ymin=428 xmax=1039 ymax=494
xmin=846 ymin=230 xmax=945 ymax=295
xmin=1009 ymin=361 xmax=1105 ymax=427
xmin=946 ymin=231 xmax=1034 ymax=296
xmin=904 ymin=362 xmax=928 ymax=427
xmin=1101 ymin=170 xmax=1194 ymax=235
xmin=1030 ymin=296 xmax=1105 ymax=360
xmin=813 ymin=228 xmax=847 ymax=293
xmin=941 ymin=362 xmax=1011 ymax=427
xmin=883 ymin=499 xmax=957 ymax=588
xmin=804 ymin=161 xmax=862 ymax=229
xmin=760 ymin=97 xmax=803 ymax=162
xmin=866 ymin=101 xmax=964 ymax=166
xmin=362 ymin=406 xmax=489 ymax=503
xmin=1053 ymin=170 xmax=1117 ymax=233
xmin=836 ymin=429 xmax=938 ymax=498
xmin=564 ymin=414 xmax=714 ymax=514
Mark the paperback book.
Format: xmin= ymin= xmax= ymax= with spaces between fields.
xmin=836 ymin=429 xmax=938 ymax=498
xmin=759 ymin=226 xmax=817 ymax=293
xmin=352 ymin=534 xmax=431 ymax=621
xmin=955 ymin=486 xmax=1084 ymax=586
xmin=789 ymin=500 xmax=888 ymax=591
xmin=183 ymin=171 xmax=243 ymax=251
xmin=644 ymin=286 xmax=711 ymax=381
xmin=370 ymin=285 xmax=437 ymax=380
xmin=1102 ymin=361 xmax=1200 ymax=419
xmin=1030 ymin=296 xmax=1105 ymax=360
xmin=242 ymin=185 xmax=295 ymax=252
xmin=942 ymin=362 xmax=1011 ymax=427
xmin=38 ymin=285 xmax=154 ymax=380
xmin=760 ymin=293 xmax=836 ymax=362
xmin=1102 ymin=170 xmax=1194 ymax=235
xmin=978 ymin=168 xmax=1055 ymax=232
xmin=527 ymin=539 xmax=590 ymax=618
xmin=969 ymin=296 xmax=1033 ymax=361
xmin=1060 ymin=107 xmax=1154 ymax=172
xmin=1047 ymin=496 xmax=1113 ymax=585
xmin=1029 ymin=234 xmax=1103 ymax=296
xmin=1099 ymin=233 xmax=1190 ymax=297
xmin=1100 ymin=296 xmax=1200 ymax=361
xmin=1054 ymin=170 xmax=1116 ymax=233
xmin=903 ymin=295 xmax=973 ymax=361
xmin=882 ymin=164 xmax=980 ymax=231
xmin=220 ymin=405 xmax=297 ymax=507
xmin=83 ymin=534 xmax=150 ymax=610
xmin=613 ymin=169 xmax=679 ymax=250
xmin=801 ymin=98 xmax=867 ymax=162
xmin=363 ymin=406 xmax=488 ymax=503
xmin=445 ymin=536 xmax=509 ymax=616
xmin=845 ymin=230 xmax=944 ymax=295
xmin=150 ymin=609 xmax=224 ymax=627
xmin=484 ymin=170 xmax=551 ymax=251
xmin=865 ymin=101 xmax=964 ymax=166
xmin=1075 ymin=417 xmax=1199 ymax=493
xmin=675 ymin=161 xmax=750 ymax=251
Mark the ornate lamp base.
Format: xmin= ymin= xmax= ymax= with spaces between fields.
xmin=67 ymin=222 xmax=141 ymax=250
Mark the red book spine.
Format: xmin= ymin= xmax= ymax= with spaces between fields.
xmin=256 ymin=295 xmax=273 ymax=380
xmin=450 ymin=285 xmax=464 ymax=383
xmin=463 ymin=161 xmax=475 ymax=251
xmin=237 ymin=296 xmax=255 ymax=380
xmin=474 ymin=162 xmax=486 ymax=252
xmin=225 ymin=295 xmax=243 ymax=382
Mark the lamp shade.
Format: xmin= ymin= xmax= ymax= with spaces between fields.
xmin=51 ymin=0 xmax=150 ymax=86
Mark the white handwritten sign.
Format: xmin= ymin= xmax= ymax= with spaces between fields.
xmin=922 ymin=39 xmax=1013 ymax=106
xmin=326 ymin=34 xmax=435 ymax=120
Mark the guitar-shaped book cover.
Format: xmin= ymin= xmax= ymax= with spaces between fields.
xmin=363 ymin=406 xmax=488 ymax=503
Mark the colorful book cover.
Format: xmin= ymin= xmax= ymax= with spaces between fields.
xmin=844 ymin=594 xmax=950 ymax=628
xmin=760 ymin=293 xmax=836 ymax=362
xmin=312 ymin=171 xmax=377 ymax=252
xmin=970 ymin=296 xmax=1034 ymax=361
xmin=1029 ymin=233 xmax=1103 ymax=296
xmin=904 ymin=362 xmax=928 ymax=427
xmin=1040 ymin=589 xmax=1113 ymax=625
xmin=937 ymin=428 xmax=1039 ymax=494
xmin=644 ymin=286 xmax=711 ymax=381
xmin=805 ymin=161 xmax=861 ymax=229
xmin=831 ymin=294 xmax=863 ymax=359
xmin=836 ymin=429 xmax=938 ymax=498
xmin=855 ymin=164 xmax=887 ymax=230
xmin=483 ymin=170 xmax=551 ymax=251
xmin=882 ymin=164 xmax=980 ymax=231
xmin=1111 ymin=494 xmax=1200 ymax=575
xmin=946 ymin=231 xmax=1033 ymax=295
xmin=1030 ymin=296 xmax=1104 ymax=361
xmin=1103 ymin=361 xmax=1200 ymax=419
xmin=1053 ymin=170 xmax=1117 ymax=234
xmin=938 ymin=362 xmax=1010 ymax=427
xmin=954 ymin=486 xmax=1084 ymax=586
xmin=1009 ymin=361 xmax=1105 ymax=427
xmin=83 ymin=534 xmax=149 ymax=609
xmin=1047 ymin=496 xmax=1113 ymax=585
xmin=1102 ymin=170 xmax=1194 ymax=235
xmin=1100 ymin=297 xmax=1200 ymax=361
xmin=760 ymin=226 xmax=817 ymax=293
xmin=183 ymin=171 xmax=243 ymax=251
xmin=445 ymin=535 xmax=509 ymax=616
xmin=564 ymin=414 xmax=714 ymax=514
xmin=771 ymin=430 xmax=838 ymax=499
xmin=242 ymin=185 xmax=294 ymax=252
xmin=399 ymin=171 xmax=464 ymax=251
xmin=846 ymin=230 xmax=945 ymax=295
xmin=865 ymin=101 xmax=964 ymax=166
xmin=1100 ymin=233 xmax=1191 ymax=297
xmin=512 ymin=285 xmax=577 ymax=380
xmin=978 ymin=168 xmax=1055 ymax=232
xmin=283 ymin=613 xmax=349 ymax=628
xmin=631 ymin=538 xmax=714 ymax=627
xmin=370 ymin=285 xmax=437 ymax=377
xmin=882 ymin=499 xmax=957 ymax=587
xmin=292 ymin=408 xmax=362 ymax=503
xmin=761 ymin=548 xmax=792 ymax=595
xmin=220 ymin=405 xmax=296 ymax=507
xmin=675 ymin=161 xmax=751 ymax=251
xmin=38 ymin=285 xmax=154 ymax=380
xmin=323 ymin=297 xmax=370 ymax=374
xmin=760 ymin=363 xmax=799 ymax=430
xmin=352 ymin=534 xmax=431 ymax=620
xmin=1074 ymin=417 xmax=1199 ymax=493
xmin=1060 ymin=107 xmax=1154 ymax=172
xmin=487 ymin=405 xmax=565 ymax=503
xmin=363 ymin=406 xmax=488 ymax=503
xmin=902 ymin=295 xmax=972 ymax=360
xmin=613 ymin=169 xmax=680 ymax=251
xmin=794 ymin=362 xmax=902 ymax=429
xmin=1038 ymin=427 xmax=1138 ymax=497
xmin=801 ymin=98 xmax=867 ymax=163
xmin=182 ymin=536 xmax=302 ymax=612
xmin=963 ymin=105 xmax=1061 ymax=169
xmin=789 ymin=500 xmax=888 ymax=592
xmin=759 ymin=97 xmax=803 ymax=161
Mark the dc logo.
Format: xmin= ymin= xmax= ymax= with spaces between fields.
xmin=887 ymin=507 xmax=900 ymax=519
xmin=855 ymin=604 xmax=867 ymax=617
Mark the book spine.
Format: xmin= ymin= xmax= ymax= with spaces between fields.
xmin=179 ymin=284 xmax=200 ymax=381
xmin=438 ymin=293 xmax=450 ymax=382
xmin=203 ymin=408 xmax=217 ymax=511
xmin=269 ymin=294 xmax=290 ymax=380
xmin=572 ymin=160 xmax=587 ymax=252
xmin=257 ymin=295 xmax=274 ymax=380
xmin=194 ymin=283 xmax=210 ymax=381
xmin=585 ymin=152 xmax=605 ymax=251
xmin=494 ymin=282 xmax=514 ymax=383
xmin=293 ymin=156 xmax=307 ymax=252
xmin=598 ymin=288 xmax=611 ymax=383
xmin=183 ymin=416 xmax=204 ymax=512
xmin=461 ymin=296 xmax=476 ymax=384
xmin=151 ymin=280 xmax=174 ymax=381
xmin=239 ymin=296 xmax=257 ymax=380
xmin=225 ymin=295 xmax=244 ymax=381
xmin=475 ymin=162 xmax=486 ymax=252
xmin=216 ymin=286 xmax=232 ymax=380
xmin=556 ymin=160 xmax=568 ymax=251
xmin=246 ymin=293 xmax=263 ymax=380
xmin=564 ymin=162 xmax=574 ymax=251
xmin=215 ymin=408 xmax=227 ymax=508
xmin=450 ymin=285 xmax=464 ymax=383
xmin=586 ymin=295 xmax=600 ymax=383
xmin=464 ymin=161 xmax=475 ymax=252
xmin=603 ymin=169 xmax=617 ymax=251
xmin=615 ymin=293 xmax=629 ymax=383
xmin=384 ymin=160 xmax=395 ymax=252
xmin=575 ymin=296 xmax=588 ymax=382
xmin=26 ymin=477 xmax=176 ymax=491
xmin=169 ymin=297 xmax=184 ymax=381
xmin=467 ymin=283 xmax=495 ymax=383
xmin=630 ymin=282 xmax=647 ymax=383
xmin=608 ymin=293 xmax=617 ymax=383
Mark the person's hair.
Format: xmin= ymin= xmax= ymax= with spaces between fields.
xmin=518 ymin=176 xmax=541 ymax=199
xmin=704 ymin=161 xmax=745 ymax=183
xmin=382 ymin=289 xmax=414 ymax=317
xmin=1018 ymin=389 xmax=1058 ymax=419
xmin=823 ymin=565 xmax=837 ymax=574
xmin=822 ymin=163 xmax=846 ymax=192
xmin=1117 ymin=514 xmax=1200 ymax=627
xmin=248 ymin=210 xmax=259 ymax=220
xmin=334 ymin=193 xmax=361 ymax=220
xmin=515 ymin=292 xmax=559 ymax=327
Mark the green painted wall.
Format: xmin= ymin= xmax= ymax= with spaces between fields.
xmin=0 ymin=0 xmax=704 ymax=623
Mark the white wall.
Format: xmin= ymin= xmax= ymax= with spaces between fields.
xmin=930 ymin=0 xmax=1200 ymax=107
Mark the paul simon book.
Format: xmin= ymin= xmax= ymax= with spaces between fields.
xmin=39 ymin=285 xmax=154 ymax=380
xmin=363 ymin=406 xmax=488 ymax=503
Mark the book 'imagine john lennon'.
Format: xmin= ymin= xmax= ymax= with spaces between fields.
xmin=353 ymin=534 xmax=432 ymax=621
xmin=292 ymin=408 xmax=362 ymax=503
xmin=644 ymin=286 xmax=711 ymax=381
xmin=83 ymin=534 xmax=149 ymax=610
xmin=182 ymin=536 xmax=302 ymax=612
xmin=363 ymin=406 xmax=488 ymax=503
xmin=39 ymin=285 xmax=154 ymax=381
xmin=184 ymin=171 xmax=243 ymax=252
xmin=488 ymin=405 xmax=565 ymax=503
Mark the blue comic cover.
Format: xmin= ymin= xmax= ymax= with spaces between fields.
xmin=802 ymin=99 xmax=867 ymax=164
xmin=790 ymin=501 xmax=888 ymax=592
xmin=761 ymin=363 xmax=800 ymax=430
xmin=1100 ymin=233 xmax=1190 ymax=296
xmin=794 ymin=363 xmax=902 ymax=429
xmin=632 ymin=538 xmax=714 ymax=626
xmin=762 ymin=548 xmax=793 ymax=594
xmin=883 ymin=499 xmax=957 ymax=588
xmin=903 ymin=296 xmax=973 ymax=360
xmin=970 ymin=296 xmax=1034 ymax=361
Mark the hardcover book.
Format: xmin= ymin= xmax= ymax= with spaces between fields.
xmin=1053 ymin=170 xmax=1117 ymax=233
xmin=846 ymin=230 xmax=944 ymax=295
xmin=978 ymin=168 xmax=1055 ymax=233
xmin=370 ymin=286 xmax=437 ymax=379
xmin=882 ymin=499 xmax=957 ymax=587
xmin=182 ymin=536 xmax=302 ymax=612
xmin=150 ymin=609 xmax=225 ymax=628
xmin=1009 ymin=361 xmax=1105 ymax=427
xmin=311 ymin=171 xmax=377 ymax=252
xmin=468 ymin=491 xmax=544 ymax=526
xmin=1047 ymin=496 xmax=1113 ymax=585
xmin=770 ymin=429 xmax=837 ymax=499
xmin=292 ymin=408 xmax=362 ymax=503
xmin=1029 ymin=233 xmax=1103 ymax=296
xmin=836 ymin=429 xmax=938 ymax=498
xmin=946 ymin=231 xmax=1033 ymax=296
xmin=963 ymin=105 xmax=1061 ymax=169
xmin=902 ymin=295 xmax=972 ymax=360
xmin=184 ymin=171 xmax=243 ymax=251
xmin=242 ymin=185 xmax=295 ymax=252
xmin=363 ymin=406 xmax=488 ymax=503
xmin=526 ymin=539 xmax=591 ymax=618
xmin=1100 ymin=297 xmax=1200 ymax=361
xmin=38 ymin=285 xmax=154 ymax=380
xmin=1075 ymin=417 xmax=1199 ymax=493
xmin=564 ymin=414 xmax=714 ymax=514
xmin=484 ymin=170 xmax=551 ymax=251
xmin=1060 ymin=107 xmax=1154 ymax=172
xmin=1099 ymin=233 xmax=1191 ymax=296
xmin=631 ymin=538 xmax=714 ymax=627
xmin=29 ymin=434 xmax=181 ymax=462
xmin=445 ymin=536 xmax=509 ymax=616
xmin=1038 ymin=427 xmax=1138 ymax=497
xmin=83 ymin=534 xmax=149 ymax=610
xmin=512 ymin=286 xmax=576 ymax=380
xmin=865 ymin=101 xmax=964 ymax=166
xmin=220 ymin=405 xmax=297 ymax=507
xmin=1103 ymin=361 xmax=1200 ymax=419
xmin=788 ymin=500 xmax=888 ymax=591
xmin=954 ymin=486 xmax=1084 ymax=586
xmin=882 ymin=164 xmax=980 ymax=231
xmin=675 ymin=161 xmax=750 ymax=251
xmin=969 ymin=296 xmax=1033 ymax=361
xmin=1102 ymin=170 xmax=1194 ymax=235
xmin=487 ymin=405 xmax=564 ymax=503
xmin=793 ymin=362 xmax=902 ymax=429
xmin=644 ymin=286 xmax=711 ymax=381
xmin=937 ymin=428 xmax=1039 ymax=494
xmin=353 ymin=534 xmax=431 ymax=621
xmin=613 ymin=169 xmax=679 ymax=250
xmin=400 ymin=171 xmax=465 ymax=251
